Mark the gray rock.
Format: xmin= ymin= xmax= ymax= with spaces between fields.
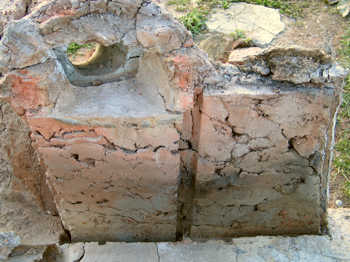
xmin=0 ymin=232 xmax=20 ymax=260
xmin=206 ymin=3 xmax=285 ymax=47
xmin=327 ymin=0 xmax=340 ymax=4
xmin=236 ymin=45 xmax=337 ymax=84
xmin=335 ymin=199 xmax=343 ymax=207
xmin=228 ymin=47 xmax=265 ymax=64
xmin=81 ymin=243 xmax=158 ymax=262
xmin=7 ymin=246 xmax=47 ymax=262
xmin=337 ymin=0 xmax=350 ymax=17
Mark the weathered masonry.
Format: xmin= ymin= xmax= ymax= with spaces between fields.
xmin=0 ymin=0 xmax=347 ymax=246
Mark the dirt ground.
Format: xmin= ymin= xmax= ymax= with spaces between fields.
xmin=286 ymin=1 xmax=350 ymax=209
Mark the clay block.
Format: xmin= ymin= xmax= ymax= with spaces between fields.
xmin=191 ymin=85 xmax=339 ymax=238
xmin=30 ymin=116 xmax=181 ymax=242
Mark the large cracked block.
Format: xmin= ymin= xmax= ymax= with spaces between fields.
xmin=191 ymin=85 xmax=340 ymax=238
xmin=30 ymin=116 xmax=181 ymax=242
xmin=0 ymin=0 xmax=211 ymax=244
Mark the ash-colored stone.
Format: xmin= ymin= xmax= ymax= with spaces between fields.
xmin=59 ymin=243 xmax=85 ymax=262
xmin=336 ymin=199 xmax=343 ymax=207
xmin=0 ymin=0 xmax=42 ymax=37
xmin=7 ymin=246 xmax=47 ymax=262
xmin=158 ymin=242 xmax=238 ymax=262
xmin=81 ymin=243 xmax=158 ymax=262
xmin=0 ymin=19 xmax=52 ymax=73
xmin=235 ymin=46 xmax=347 ymax=84
xmin=206 ymin=3 xmax=285 ymax=47
xmin=198 ymin=33 xmax=237 ymax=62
xmin=228 ymin=47 xmax=265 ymax=64
xmin=0 ymin=232 xmax=20 ymax=260
xmin=337 ymin=0 xmax=350 ymax=17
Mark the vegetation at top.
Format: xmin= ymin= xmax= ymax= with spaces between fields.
xmin=168 ymin=0 xmax=308 ymax=35
xmin=67 ymin=42 xmax=95 ymax=56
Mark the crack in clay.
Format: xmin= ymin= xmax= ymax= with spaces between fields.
xmin=74 ymin=244 xmax=85 ymax=262
xmin=155 ymin=243 xmax=160 ymax=262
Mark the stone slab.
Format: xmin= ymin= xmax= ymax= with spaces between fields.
xmin=206 ymin=3 xmax=285 ymax=47
xmin=81 ymin=243 xmax=158 ymax=262
xmin=11 ymin=208 xmax=347 ymax=262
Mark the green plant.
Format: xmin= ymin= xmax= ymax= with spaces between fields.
xmin=167 ymin=0 xmax=191 ymax=12
xmin=178 ymin=0 xmax=305 ymax=36
xmin=345 ymin=181 xmax=350 ymax=197
xmin=221 ymin=0 xmax=230 ymax=9
xmin=334 ymin=76 xmax=350 ymax=199
xmin=180 ymin=9 xmax=207 ymax=35
xmin=230 ymin=29 xmax=246 ymax=40
xmin=338 ymin=26 xmax=350 ymax=68
xmin=333 ymin=20 xmax=350 ymax=200
xmin=67 ymin=42 xmax=94 ymax=56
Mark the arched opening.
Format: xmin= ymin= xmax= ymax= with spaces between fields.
xmin=54 ymin=41 xmax=136 ymax=87
xmin=66 ymin=42 xmax=128 ymax=76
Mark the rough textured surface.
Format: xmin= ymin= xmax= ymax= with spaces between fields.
xmin=337 ymin=0 xmax=350 ymax=17
xmin=0 ymin=99 xmax=65 ymax=250
xmin=0 ymin=232 xmax=20 ymax=260
xmin=0 ymin=0 xmax=43 ymax=37
xmin=228 ymin=47 xmax=265 ymax=64
xmin=206 ymin=3 xmax=285 ymax=47
xmin=7 ymin=246 xmax=47 ymax=262
xmin=192 ymin=83 xmax=338 ymax=238
xmin=0 ymin=0 xmax=209 ymax=244
xmin=77 ymin=243 xmax=158 ymax=262
xmin=31 ymin=116 xmax=182 ymax=242
xmin=0 ymin=0 xmax=347 ymax=247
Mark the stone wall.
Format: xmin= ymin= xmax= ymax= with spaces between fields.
xmin=0 ymin=0 xmax=347 ymax=253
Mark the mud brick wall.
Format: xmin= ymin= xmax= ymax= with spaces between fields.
xmin=192 ymin=82 xmax=338 ymax=238
xmin=0 ymin=0 xmax=347 ymax=246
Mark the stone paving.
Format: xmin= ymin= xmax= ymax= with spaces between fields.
xmin=5 ymin=209 xmax=349 ymax=261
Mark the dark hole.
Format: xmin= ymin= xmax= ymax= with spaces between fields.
xmin=96 ymin=199 xmax=109 ymax=204
xmin=71 ymin=154 xmax=79 ymax=161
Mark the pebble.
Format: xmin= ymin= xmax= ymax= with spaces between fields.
xmin=335 ymin=199 xmax=343 ymax=207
